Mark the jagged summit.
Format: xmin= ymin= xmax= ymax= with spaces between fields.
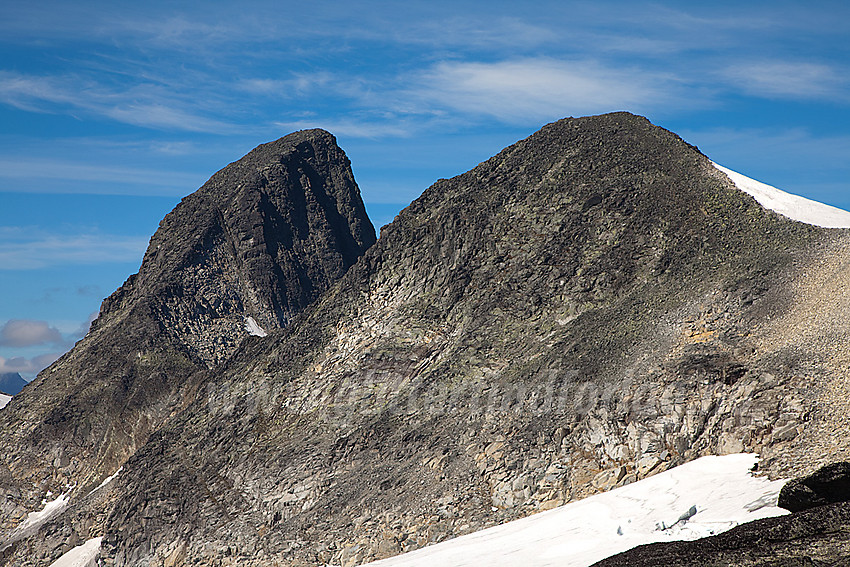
xmin=98 ymin=128 xmax=375 ymax=366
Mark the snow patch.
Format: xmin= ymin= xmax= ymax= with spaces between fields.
xmin=0 ymin=394 xmax=11 ymax=409
xmin=2 ymin=492 xmax=71 ymax=550
xmin=88 ymin=466 xmax=123 ymax=496
xmin=363 ymin=454 xmax=787 ymax=567
xmin=17 ymin=492 xmax=70 ymax=533
xmin=48 ymin=536 xmax=102 ymax=567
xmin=714 ymin=163 xmax=850 ymax=228
xmin=245 ymin=316 xmax=268 ymax=337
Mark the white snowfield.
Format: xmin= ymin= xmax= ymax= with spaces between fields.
xmin=714 ymin=163 xmax=850 ymax=229
xmin=0 ymin=394 xmax=11 ymax=410
xmin=88 ymin=466 xmax=123 ymax=497
xmin=48 ymin=536 xmax=103 ymax=567
xmin=363 ymin=454 xmax=787 ymax=567
xmin=245 ymin=316 xmax=268 ymax=337
xmin=1 ymin=492 xmax=71 ymax=552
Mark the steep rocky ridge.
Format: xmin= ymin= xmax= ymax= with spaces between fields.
xmin=0 ymin=130 xmax=374 ymax=561
xmin=5 ymin=112 xmax=850 ymax=566
xmin=91 ymin=113 xmax=847 ymax=565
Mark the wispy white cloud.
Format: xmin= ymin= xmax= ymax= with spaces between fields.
xmin=0 ymin=71 xmax=235 ymax=132
xmin=274 ymin=119 xmax=415 ymax=139
xmin=380 ymin=16 xmax=558 ymax=51
xmin=0 ymin=227 xmax=148 ymax=270
xmin=0 ymin=157 xmax=201 ymax=191
xmin=401 ymin=58 xmax=688 ymax=123
xmin=113 ymin=14 xmax=236 ymax=48
xmin=721 ymin=61 xmax=849 ymax=101
xmin=236 ymin=73 xmax=338 ymax=99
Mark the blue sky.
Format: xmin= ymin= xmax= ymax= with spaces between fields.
xmin=1 ymin=0 xmax=849 ymax=379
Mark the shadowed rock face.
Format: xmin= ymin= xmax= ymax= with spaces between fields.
xmin=779 ymin=462 xmax=850 ymax=512
xmin=0 ymin=129 xmax=375 ymax=545
xmin=99 ymin=128 xmax=376 ymax=367
xmin=5 ymin=113 xmax=850 ymax=567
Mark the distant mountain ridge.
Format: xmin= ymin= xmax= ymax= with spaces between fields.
xmin=0 ymin=373 xmax=27 ymax=396
xmin=2 ymin=113 xmax=850 ymax=566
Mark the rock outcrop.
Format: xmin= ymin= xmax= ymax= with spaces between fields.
xmin=779 ymin=461 xmax=850 ymax=513
xmin=3 ymin=113 xmax=850 ymax=566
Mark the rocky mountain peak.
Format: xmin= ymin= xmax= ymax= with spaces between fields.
xmin=97 ymin=128 xmax=376 ymax=367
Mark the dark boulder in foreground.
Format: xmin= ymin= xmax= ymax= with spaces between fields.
xmin=779 ymin=461 xmax=850 ymax=513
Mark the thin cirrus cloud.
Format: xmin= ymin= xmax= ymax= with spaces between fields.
xmin=404 ymin=59 xmax=686 ymax=123
xmin=382 ymin=16 xmax=558 ymax=50
xmin=0 ymin=319 xmax=64 ymax=348
xmin=0 ymin=158 xmax=201 ymax=194
xmin=0 ymin=228 xmax=148 ymax=270
xmin=274 ymin=118 xmax=416 ymax=140
xmin=0 ymin=71 xmax=234 ymax=133
xmin=722 ymin=62 xmax=849 ymax=102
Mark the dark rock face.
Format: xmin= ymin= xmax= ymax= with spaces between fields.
xmin=98 ymin=128 xmax=376 ymax=366
xmin=0 ymin=129 xmax=374 ymax=548
xmin=0 ymin=374 xmax=26 ymax=396
xmin=779 ymin=462 xmax=850 ymax=512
